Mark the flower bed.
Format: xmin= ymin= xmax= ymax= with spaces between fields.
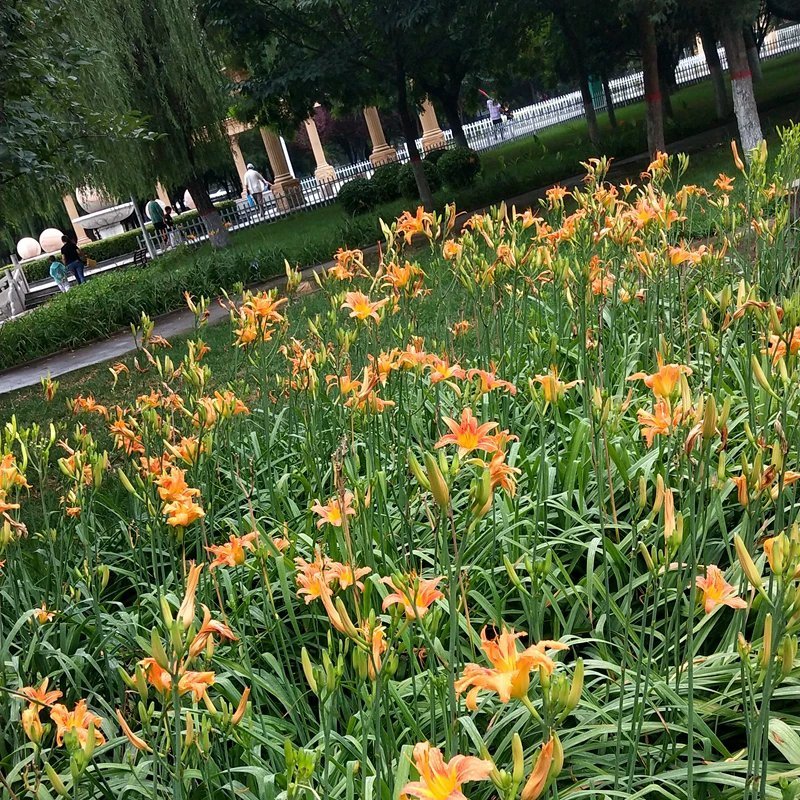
xmin=3 ymin=126 xmax=800 ymax=799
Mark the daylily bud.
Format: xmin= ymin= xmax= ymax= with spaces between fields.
xmin=424 ymin=452 xmax=450 ymax=510
xmin=160 ymin=595 xmax=174 ymax=628
xmin=639 ymin=541 xmax=656 ymax=573
xmin=549 ymin=731 xmax=564 ymax=781
xmin=638 ymin=474 xmax=647 ymax=511
xmin=184 ymin=711 xmax=195 ymax=749
xmin=334 ymin=597 xmax=361 ymax=639
xmin=770 ymin=303 xmax=783 ymax=335
xmin=135 ymin=663 xmax=149 ymax=699
xmin=150 ymin=629 xmax=170 ymax=671
xmin=781 ymin=636 xmax=797 ymax=679
xmin=521 ymin=736 xmax=555 ymax=800
xmin=702 ymin=395 xmax=717 ymax=440
xmin=717 ymin=450 xmax=727 ymax=481
xmin=738 ymin=633 xmax=752 ymax=661
xmin=760 ymin=614 xmax=773 ymax=670
xmin=512 ymin=732 xmax=524 ymax=785
xmin=504 ymin=555 xmax=524 ymax=590
xmin=564 ymin=658 xmax=584 ymax=716
xmin=232 ymin=687 xmax=250 ymax=725
xmin=731 ymin=139 xmax=745 ymax=172
xmin=751 ymin=354 xmax=778 ymax=399
xmin=734 ymin=533 xmax=763 ymax=590
xmin=680 ymin=375 xmax=692 ymax=417
xmin=301 ymin=647 xmax=318 ymax=694
xmin=116 ymin=710 xmax=151 ymax=752
xmin=45 ymin=762 xmax=69 ymax=797
xmin=22 ymin=707 xmax=43 ymax=744
xmin=719 ymin=396 xmax=731 ymax=427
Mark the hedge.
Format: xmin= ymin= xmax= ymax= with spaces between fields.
xmin=0 ymin=213 xmax=381 ymax=372
xmin=7 ymin=203 xmax=235 ymax=283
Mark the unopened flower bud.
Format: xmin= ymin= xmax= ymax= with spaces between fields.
xmin=424 ymin=452 xmax=450 ymax=510
xmin=734 ymin=533 xmax=763 ymax=590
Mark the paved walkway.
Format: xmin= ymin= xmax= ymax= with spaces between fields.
xmin=0 ymin=119 xmax=749 ymax=397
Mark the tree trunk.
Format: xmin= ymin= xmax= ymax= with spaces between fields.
xmin=699 ymin=22 xmax=730 ymax=119
xmin=396 ymin=65 xmax=433 ymax=210
xmin=722 ymin=20 xmax=764 ymax=155
xmin=640 ymin=10 xmax=665 ymax=157
xmin=554 ymin=8 xmax=601 ymax=149
xmin=577 ymin=68 xmax=601 ymax=149
xmin=602 ymin=72 xmax=617 ymax=128
xmin=743 ymin=24 xmax=763 ymax=81
xmin=437 ymin=91 xmax=468 ymax=148
xmin=657 ymin=38 xmax=676 ymax=120
xmin=186 ymin=176 xmax=230 ymax=248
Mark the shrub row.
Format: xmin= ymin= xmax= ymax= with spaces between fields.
xmin=0 ymin=213 xmax=381 ymax=372
xmin=338 ymin=147 xmax=482 ymax=216
xmin=8 ymin=203 xmax=236 ymax=283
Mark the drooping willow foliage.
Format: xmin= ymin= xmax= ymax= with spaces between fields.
xmin=1 ymin=0 xmax=231 ymax=227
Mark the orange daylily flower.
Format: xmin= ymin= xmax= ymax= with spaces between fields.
xmin=19 ymin=678 xmax=62 ymax=709
xmin=400 ymin=741 xmax=493 ymax=800
xmin=156 ymin=467 xmax=200 ymax=504
xmin=531 ymin=367 xmax=582 ymax=404
xmin=483 ymin=451 xmax=522 ymax=497
xmin=695 ymin=565 xmax=747 ymax=614
xmin=442 ymin=240 xmax=463 ymax=260
xmin=188 ymin=604 xmax=238 ymax=658
xmin=396 ymin=207 xmax=434 ymax=244
xmin=138 ymin=658 xmax=215 ymax=701
xmin=451 ymin=320 xmax=471 ymax=337
xmin=21 ymin=707 xmax=44 ymax=743
xmin=330 ymin=248 xmax=365 ymax=280
xmin=714 ymin=173 xmax=735 ymax=192
xmin=163 ymin=496 xmax=205 ymax=527
xmin=637 ymin=400 xmax=684 ymax=447
xmin=435 ymin=408 xmax=499 ymax=456
xmin=455 ymin=627 xmax=568 ymax=709
xmin=428 ymin=357 xmax=466 ymax=384
xmin=627 ymin=356 xmax=691 ymax=399
xmin=328 ymin=561 xmax=371 ymax=590
xmin=341 ymin=291 xmax=387 ymax=323
xmin=206 ymin=531 xmax=259 ymax=569
xmin=383 ymin=261 xmax=424 ymax=293
xmin=381 ymin=574 xmax=444 ymax=619
xmin=33 ymin=603 xmax=54 ymax=624
xmin=311 ymin=490 xmax=356 ymax=528
xmin=50 ymin=699 xmax=106 ymax=748
xmin=765 ymin=326 xmax=800 ymax=363
xmin=467 ymin=367 xmax=517 ymax=395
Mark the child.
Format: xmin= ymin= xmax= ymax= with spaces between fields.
xmin=48 ymin=255 xmax=71 ymax=293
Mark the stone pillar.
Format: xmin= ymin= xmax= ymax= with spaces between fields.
xmin=304 ymin=117 xmax=336 ymax=182
xmin=363 ymin=106 xmax=398 ymax=166
xmin=156 ymin=183 xmax=171 ymax=206
xmin=260 ymin=128 xmax=303 ymax=209
xmin=419 ymin=98 xmax=445 ymax=152
xmin=62 ymin=193 xmax=91 ymax=244
xmin=229 ymin=134 xmax=248 ymax=191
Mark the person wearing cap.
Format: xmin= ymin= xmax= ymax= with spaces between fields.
xmin=243 ymin=163 xmax=272 ymax=215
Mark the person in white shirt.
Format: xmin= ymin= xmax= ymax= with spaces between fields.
xmin=487 ymin=98 xmax=503 ymax=139
xmin=243 ymin=163 xmax=272 ymax=214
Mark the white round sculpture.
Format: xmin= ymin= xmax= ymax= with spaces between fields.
xmin=183 ymin=190 xmax=196 ymax=210
xmin=145 ymin=199 xmax=166 ymax=220
xmin=17 ymin=237 xmax=42 ymax=260
xmin=39 ymin=228 xmax=64 ymax=253
xmin=76 ymin=186 xmax=115 ymax=214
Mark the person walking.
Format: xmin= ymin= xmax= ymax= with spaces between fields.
xmin=163 ymin=205 xmax=181 ymax=248
xmin=146 ymin=198 xmax=168 ymax=248
xmin=60 ymin=234 xmax=86 ymax=285
xmin=487 ymin=96 xmax=504 ymax=139
xmin=244 ymin=163 xmax=271 ymax=215
xmin=48 ymin=255 xmax=71 ymax=293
